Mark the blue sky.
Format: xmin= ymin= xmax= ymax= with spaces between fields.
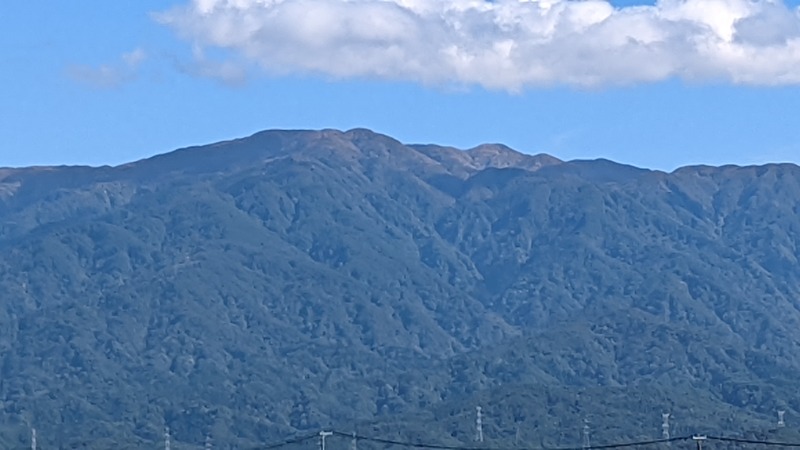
xmin=2 ymin=0 xmax=800 ymax=171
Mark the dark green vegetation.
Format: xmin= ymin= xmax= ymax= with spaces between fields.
xmin=2 ymin=129 xmax=800 ymax=449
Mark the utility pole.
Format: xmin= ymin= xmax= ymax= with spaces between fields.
xmin=475 ymin=406 xmax=484 ymax=443
xmin=779 ymin=410 xmax=786 ymax=428
xmin=31 ymin=428 xmax=36 ymax=450
xmin=165 ymin=426 xmax=171 ymax=450
xmin=351 ymin=431 xmax=357 ymax=450
xmin=319 ymin=430 xmax=333 ymax=450
xmin=693 ymin=435 xmax=707 ymax=450
xmin=662 ymin=413 xmax=670 ymax=440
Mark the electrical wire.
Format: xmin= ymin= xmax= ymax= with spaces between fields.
xmin=16 ymin=428 xmax=800 ymax=450
xmin=255 ymin=432 xmax=320 ymax=450
xmin=707 ymin=436 xmax=800 ymax=448
xmin=333 ymin=430 xmax=690 ymax=450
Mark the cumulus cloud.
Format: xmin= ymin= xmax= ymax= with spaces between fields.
xmin=67 ymin=48 xmax=148 ymax=89
xmin=154 ymin=0 xmax=800 ymax=89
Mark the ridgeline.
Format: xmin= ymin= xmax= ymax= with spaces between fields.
xmin=2 ymin=129 xmax=800 ymax=448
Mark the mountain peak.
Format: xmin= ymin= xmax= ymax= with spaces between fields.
xmin=118 ymin=129 xmax=563 ymax=182
xmin=466 ymin=143 xmax=562 ymax=171
xmin=4 ymin=127 xmax=800 ymax=447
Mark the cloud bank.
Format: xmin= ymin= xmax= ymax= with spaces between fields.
xmin=155 ymin=0 xmax=800 ymax=89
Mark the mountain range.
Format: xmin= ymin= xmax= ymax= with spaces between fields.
xmin=1 ymin=128 xmax=800 ymax=449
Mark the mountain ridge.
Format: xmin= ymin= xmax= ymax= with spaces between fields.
xmin=2 ymin=128 xmax=800 ymax=448
xmin=2 ymin=128 xmax=796 ymax=176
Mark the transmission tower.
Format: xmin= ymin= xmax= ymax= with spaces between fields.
xmin=662 ymin=413 xmax=670 ymax=440
xmin=206 ymin=434 xmax=213 ymax=450
xmin=779 ymin=410 xmax=786 ymax=428
xmin=351 ymin=431 xmax=358 ymax=450
xmin=30 ymin=428 xmax=36 ymax=450
xmin=582 ymin=420 xmax=591 ymax=450
xmin=165 ymin=426 xmax=171 ymax=450
xmin=475 ymin=406 xmax=484 ymax=443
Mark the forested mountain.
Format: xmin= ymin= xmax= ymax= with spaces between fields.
xmin=2 ymin=129 xmax=800 ymax=449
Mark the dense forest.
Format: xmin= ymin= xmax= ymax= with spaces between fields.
xmin=2 ymin=129 xmax=800 ymax=449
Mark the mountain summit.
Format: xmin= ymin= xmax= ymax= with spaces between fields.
xmin=1 ymin=129 xmax=799 ymax=448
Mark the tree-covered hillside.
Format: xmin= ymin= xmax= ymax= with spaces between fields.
xmin=1 ymin=129 xmax=799 ymax=449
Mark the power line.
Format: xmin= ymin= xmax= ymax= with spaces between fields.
xmin=332 ymin=430 xmax=476 ymax=450
xmin=5 ymin=431 xmax=316 ymax=450
xmin=255 ymin=432 xmax=320 ymax=450
xmin=579 ymin=436 xmax=687 ymax=450
xmin=19 ymin=429 xmax=800 ymax=450
xmin=332 ymin=430 xmax=690 ymax=450
xmin=707 ymin=436 xmax=800 ymax=448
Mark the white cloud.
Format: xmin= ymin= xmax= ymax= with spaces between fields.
xmin=154 ymin=0 xmax=800 ymax=90
xmin=67 ymin=48 xmax=148 ymax=89
xmin=122 ymin=48 xmax=148 ymax=67
xmin=175 ymin=45 xmax=249 ymax=85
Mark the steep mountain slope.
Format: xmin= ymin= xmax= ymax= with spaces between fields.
xmin=1 ymin=129 xmax=799 ymax=448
